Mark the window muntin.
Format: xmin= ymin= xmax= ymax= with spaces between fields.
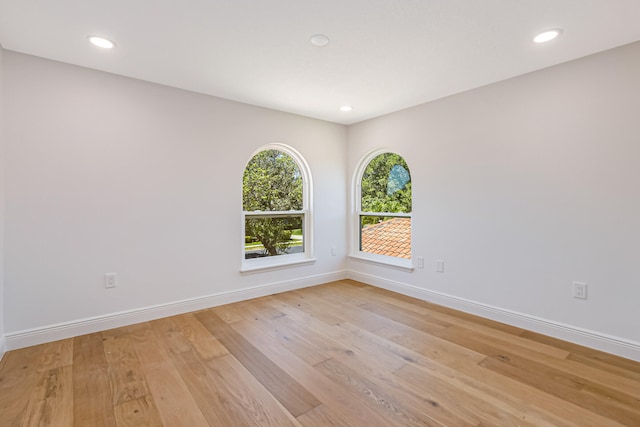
xmin=358 ymin=152 xmax=412 ymax=260
xmin=242 ymin=146 xmax=311 ymax=266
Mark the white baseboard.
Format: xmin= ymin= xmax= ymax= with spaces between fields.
xmin=0 ymin=336 xmax=6 ymax=362
xmin=348 ymin=271 xmax=640 ymax=362
xmin=6 ymin=270 xmax=348 ymax=351
xmin=6 ymin=268 xmax=639 ymax=362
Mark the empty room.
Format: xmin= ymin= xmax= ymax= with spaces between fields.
xmin=0 ymin=1 xmax=639 ymax=426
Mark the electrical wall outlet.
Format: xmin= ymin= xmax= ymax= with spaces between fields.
xmin=436 ymin=260 xmax=445 ymax=273
xmin=414 ymin=257 xmax=424 ymax=269
xmin=331 ymin=245 xmax=337 ymax=256
xmin=573 ymin=282 xmax=587 ymax=299
xmin=105 ymin=273 xmax=117 ymax=289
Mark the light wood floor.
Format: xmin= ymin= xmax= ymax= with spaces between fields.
xmin=1 ymin=280 xmax=639 ymax=426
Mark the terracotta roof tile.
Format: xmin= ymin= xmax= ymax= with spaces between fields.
xmin=361 ymin=217 xmax=411 ymax=259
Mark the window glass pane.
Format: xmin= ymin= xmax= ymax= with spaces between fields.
xmin=387 ymin=165 xmax=410 ymax=196
xmin=361 ymin=153 xmax=412 ymax=213
xmin=245 ymin=215 xmax=304 ymax=259
xmin=243 ymin=150 xmax=303 ymax=211
xmin=360 ymin=216 xmax=411 ymax=259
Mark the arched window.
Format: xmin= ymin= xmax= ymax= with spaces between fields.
xmin=242 ymin=144 xmax=313 ymax=270
xmin=354 ymin=150 xmax=412 ymax=264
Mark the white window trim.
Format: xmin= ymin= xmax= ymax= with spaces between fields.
xmin=241 ymin=143 xmax=315 ymax=273
xmin=348 ymin=253 xmax=413 ymax=271
xmin=350 ymin=148 xmax=414 ymax=271
xmin=359 ymin=211 xmax=411 ymax=218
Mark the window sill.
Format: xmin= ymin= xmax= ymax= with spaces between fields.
xmin=240 ymin=256 xmax=317 ymax=274
xmin=348 ymin=253 xmax=414 ymax=272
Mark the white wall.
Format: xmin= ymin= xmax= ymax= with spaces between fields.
xmin=3 ymin=51 xmax=347 ymax=343
xmin=0 ymin=44 xmax=6 ymax=359
xmin=3 ymin=42 xmax=639 ymax=360
xmin=348 ymin=42 xmax=640 ymax=357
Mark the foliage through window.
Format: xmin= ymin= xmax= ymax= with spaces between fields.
xmin=359 ymin=152 xmax=412 ymax=259
xmin=243 ymin=148 xmax=306 ymax=260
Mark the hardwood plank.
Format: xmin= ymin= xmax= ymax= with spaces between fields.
xmin=357 ymin=301 xmax=452 ymax=335
xmin=350 ymin=288 xmax=568 ymax=360
xmin=233 ymin=306 xmax=335 ymax=366
xmin=36 ymin=338 xmax=74 ymax=372
xmin=436 ymin=325 xmax=640 ymax=399
xmin=232 ymin=316 xmax=396 ymax=427
xmin=73 ymin=369 xmax=116 ymax=427
xmin=324 ymin=329 xmax=507 ymax=426
xmin=261 ymin=297 xmax=409 ymax=373
xmin=208 ymin=302 xmax=247 ymax=324
xmin=521 ymin=330 xmax=640 ymax=373
xmin=362 ymin=284 xmax=526 ymax=334
xmin=0 ymin=344 xmax=45 ymax=374
xmin=0 ymin=345 xmax=46 ymax=426
xmin=360 ymin=325 xmax=618 ymax=427
xmin=275 ymin=290 xmax=402 ymax=333
xmin=275 ymin=290 xmax=344 ymax=325
xmin=338 ymin=279 xmax=370 ymax=288
xmin=150 ymin=313 xmax=228 ymax=360
xmin=243 ymin=298 xmax=288 ymax=320
xmin=394 ymin=363 xmax=545 ymax=427
xmin=296 ymin=404 xmax=353 ymax=427
xmin=367 ymin=323 xmax=619 ymax=426
xmin=292 ymin=316 xmax=489 ymax=426
xmin=20 ymin=365 xmax=73 ymax=427
xmin=204 ymin=354 xmax=303 ymax=426
xmin=73 ymin=333 xmax=116 ymax=427
xmin=321 ymin=340 xmax=483 ymax=427
xmin=433 ymin=324 xmax=558 ymax=360
xmin=480 ymin=353 xmax=640 ymax=426
xmin=168 ymin=349 xmax=251 ymax=426
xmin=315 ymin=357 xmax=448 ymax=427
xmin=114 ymin=395 xmax=163 ymax=427
xmin=352 ymin=323 xmax=588 ymax=426
xmin=581 ymin=380 xmax=640 ymax=418
xmin=102 ymin=333 xmax=151 ymax=406
xmin=375 ymin=324 xmax=486 ymax=365
xmin=101 ymin=322 xmax=149 ymax=340
xmin=567 ymin=352 xmax=640 ymax=382
xmin=332 ymin=281 xmax=568 ymax=362
xmin=307 ymin=319 xmax=408 ymax=373
xmin=464 ymin=361 xmax=625 ymax=427
xmin=238 ymin=298 xmax=373 ymax=367
xmin=72 ymin=333 xmax=108 ymax=373
xmin=194 ymin=308 xmax=321 ymax=417
xmin=129 ymin=326 xmax=210 ymax=427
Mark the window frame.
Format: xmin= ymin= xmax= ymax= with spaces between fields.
xmin=350 ymin=149 xmax=414 ymax=271
xmin=241 ymin=143 xmax=315 ymax=272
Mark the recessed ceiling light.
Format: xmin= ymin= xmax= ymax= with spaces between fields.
xmin=310 ymin=34 xmax=330 ymax=47
xmin=88 ymin=36 xmax=116 ymax=49
xmin=533 ymin=29 xmax=562 ymax=44
xmin=340 ymin=105 xmax=353 ymax=112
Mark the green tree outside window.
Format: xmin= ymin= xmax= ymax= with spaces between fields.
xmin=243 ymin=149 xmax=304 ymax=257
xmin=361 ymin=153 xmax=412 ymax=226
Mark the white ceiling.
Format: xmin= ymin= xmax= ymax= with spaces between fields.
xmin=1 ymin=1 xmax=639 ymax=125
